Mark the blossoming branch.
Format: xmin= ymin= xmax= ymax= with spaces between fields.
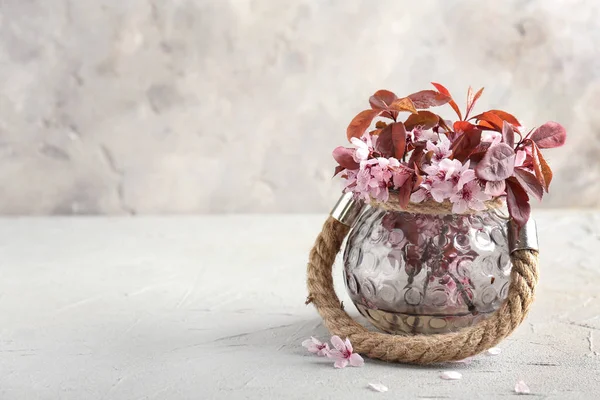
xmin=332 ymin=83 xmax=567 ymax=227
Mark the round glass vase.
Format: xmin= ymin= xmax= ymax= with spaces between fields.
xmin=343 ymin=204 xmax=512 ymax=335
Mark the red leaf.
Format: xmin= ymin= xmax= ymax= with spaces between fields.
xmin=486 ymin=110 xmax=521 ymax=127
xmin=391 ymin=122 xmax=407 ymax=159
xmin=404 ymin=111 xmax=439 ymax=131
xmin=531 ymin=142 xmax=553 ymax=192
xmin=431 ymin=82 xmax=463 ymax=120
xmin=369 ymin=90 xmax=398 ymax=110
xmin=502 ymin=121 xmax=515 ymax=148
xmin=450 ymin=127 xmax=482 ymax=162
xmin=474 ymin=111 xmax=505 ymax=131
xmin=506 ymin=178 xmax=531 ymax=228
xmin=475 ymin=143 xmax=515 ymax=181
xmin=477 ymin=120 xmax=497 ymax=131
xmin=514 ymin=167 xmax=543 ymax=201
xmin=530 ymin=121 xmax=567 ymax=149
xmin=453 ymin=121 xmax=476 ymax=135
xmin=332 ymin=146 xmax=359 ymax=170
xmin=408 ymin=90 xmax=451 ymax=109
xmin=389 ymin=97 xmax=418 ymax=114
xmin=346 ymin=109 xmax=380 ymax=141
xmin=465 ymin=87 xmax=484 ymax=120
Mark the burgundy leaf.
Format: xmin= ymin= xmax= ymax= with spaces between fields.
xmin=530 ymin=121 xmax=567 ymax=149
xmin=369 ymin=90 xmax=398 ymax=110
xmin=333 ymin=165 xmax=345 ymax=177
xmin=408 ymin=90 xmax=451 ymax=109
xmin=397 ymin=178 xmax=413 ymax=209
xmin=514 ymin=167 xmax=543 ymax=201
xmin=476 ymin=143 xmax=515 ymax=181
xmin=404 ymin=111 xmax=439 ymax=131
xmin=502 ymin=121 xmax=515 ymax=148
xmin=391 ymin=122 xmax=407 ymax=159
xmin=346 ymin=109 xmax=380 ymax=141
xmin=506 ymin=178 xmax=531 ymax=228
xmin=450 ymin=127 xmax=482 ymax=162
xmin=431 ymin=82 xmax=463 ymax=120
xmin=408 ymin=144 xmax=426 ymax=167
xmin=375 ymin=124 xmax=393 ymax=157
xmin=467 ymin=141 xmax=491 ymax=163
xmin=465 ymin=87 xmax=484 ymax=120
xmin=332 ymin=146 xmax=359 ymax=170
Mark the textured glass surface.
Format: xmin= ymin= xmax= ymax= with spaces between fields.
xmin=343 ymin=207 xmax=512 ymax=335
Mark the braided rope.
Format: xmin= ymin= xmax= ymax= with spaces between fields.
xmin=306 ymin=216 xmax=539 ymax=364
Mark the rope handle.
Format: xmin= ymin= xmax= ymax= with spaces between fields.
xmin=306 ymin=216 xmax=539 ymax=364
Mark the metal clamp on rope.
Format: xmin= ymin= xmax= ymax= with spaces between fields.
xmin=330 ymin=193 xmax=365 ymax=227
xmin=508 ymin=218 xmax=539 ymax=254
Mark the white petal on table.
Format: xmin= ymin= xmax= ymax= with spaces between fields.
xmin=515 ymin=380 xmax=531 ymax=394
xmin=487 ymin=347 xmax=502 ymax=355
xmin=368 ymin=382 xmax=388 ymax=392
xmin=440 ymin=371 xmax=462 ymax=380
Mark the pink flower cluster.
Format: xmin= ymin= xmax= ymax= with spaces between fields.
xmin=302 ymin=336 xmax=364 ymax=368
xmin=411 ymin=137 xmax=490 ymax=214
xmin=340 ymin=135 xmax=411 ymax=203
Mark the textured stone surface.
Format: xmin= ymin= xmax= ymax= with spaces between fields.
xmin=0 ymin=0 xmax=596 ymax=214
xmin=1 ymin=212 xmax=600 ymax=399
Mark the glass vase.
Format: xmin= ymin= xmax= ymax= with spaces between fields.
xmin=343 ymin=205 xmax=512 ymax=335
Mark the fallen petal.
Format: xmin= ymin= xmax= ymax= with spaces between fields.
xmin=515 ymin=380 xmax=530 ymax=394
xmin=440 ymin=371 xmax=462 ymax=380
xmin=368 ymin=383 xmax=388 ymax=393
xmin=487 ymin=347 xmax=502 ymax=356
xmin=349 ymin=352 xmax=364 ymax=367
xmin=451 ymin=356 xmax=473 ymax=364
xmin=334 ymin=359 xmax=349 ymax=369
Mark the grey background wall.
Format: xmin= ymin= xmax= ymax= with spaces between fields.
xmin=0 ymin=0 xmax=596 ymax=215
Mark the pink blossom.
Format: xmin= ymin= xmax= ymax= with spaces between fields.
xmin=327 ymin=336 xmax=364 ymax=368
xmin=409 ymin=127 xmax=438 ymax=143
xmin=450 ymin=180 xmax=492 ymax=214
xmin=344 ymin=157 xmax=400 ymax=202
xmin=410 ymin=187 xmax=431 ymax=203
xmin=481 ymin=130 xmax=502 ymax=145
xmin=301 ymin=337 xmax=330 ymax=356
xmin=350 ymin=134 xmax=375 ymax=164
xmin=443 ymin=159 xmax=476 ymax=189
xmin=426 ymin=135 xmax=452 ymax=163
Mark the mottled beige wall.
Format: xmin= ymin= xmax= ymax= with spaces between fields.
xmin=0 ymin=0 xmax=596 ymax=214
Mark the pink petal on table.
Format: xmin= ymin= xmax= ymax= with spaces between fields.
xmin=349 ymin=353 xmax=364 ymax=367
xmin=334 ymin=359 xmax=349 ymax=369
xmin=330 ymin=335 xmax=345 ymax=351
xmin=440 ymin=371 xmax=462 ymax=380
xmin=368 ymin=383 xmax=388 ymax=392
xmin=515 ymin=380 xmax=530 ymax=394
xmin=487 ymin=347 xmax=501 ymax=356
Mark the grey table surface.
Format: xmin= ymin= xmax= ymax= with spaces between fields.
xmin=1 ymin=212 xmax=600 ymax=400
